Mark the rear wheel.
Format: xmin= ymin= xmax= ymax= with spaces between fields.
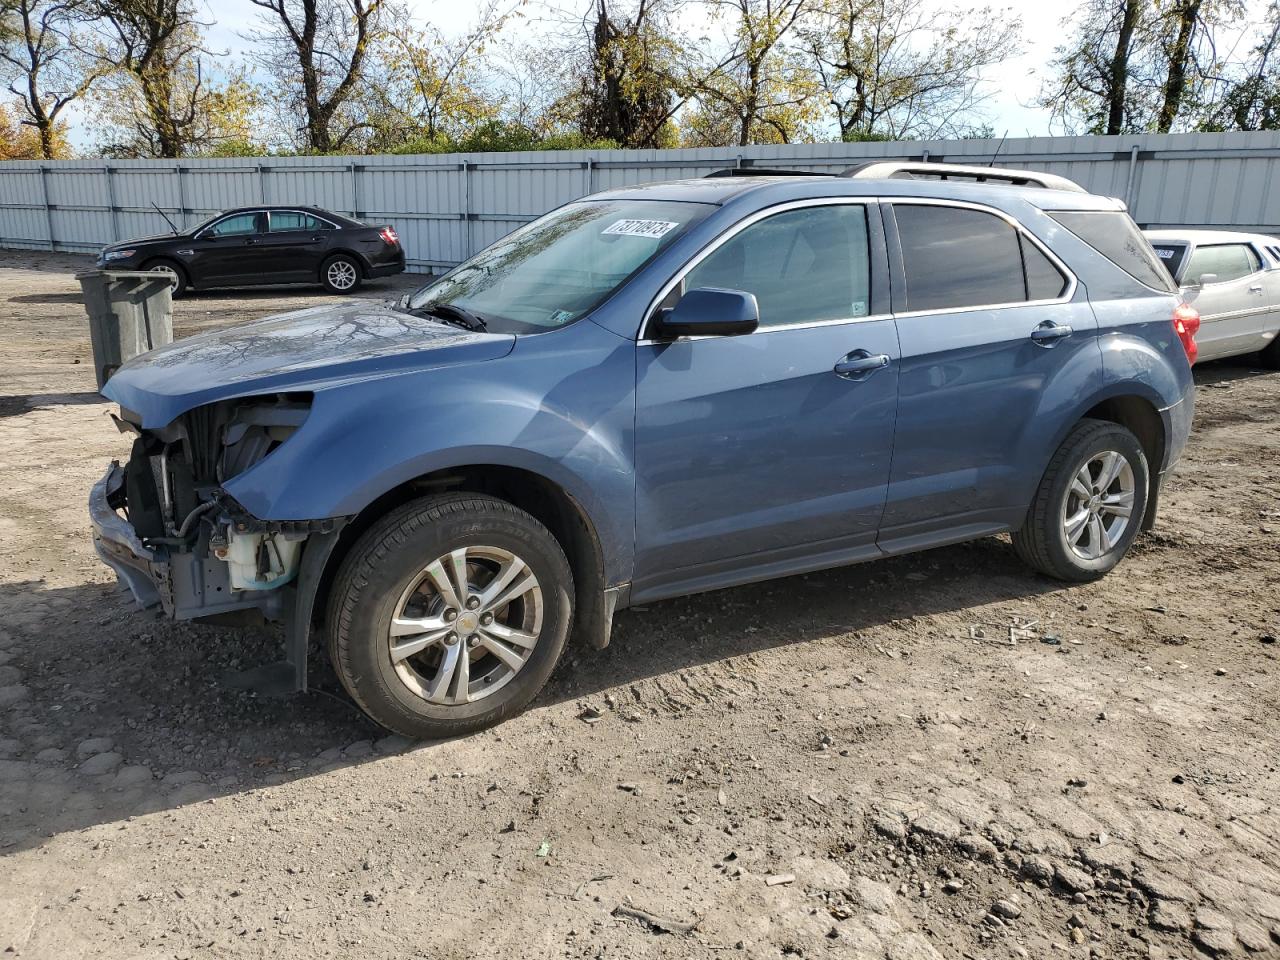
xmin=1012 ymin=419 xmax=1149 ymax=582
xmin=321 ymin=254 xmax=362 ymax=294
xmin=327 ymin=494 xmax=574 ymax=739
xmin=142 ymin=259 xmax=187 ymax=297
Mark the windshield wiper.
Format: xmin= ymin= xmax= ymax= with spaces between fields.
xmin=415 ymin=302 xmax=488 ymax=332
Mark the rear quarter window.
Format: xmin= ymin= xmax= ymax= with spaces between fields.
xmin=1149 ymin=243 xmax=1188 ymax=283
xmin=1049 ymin=211 xmax=1177 ymax=293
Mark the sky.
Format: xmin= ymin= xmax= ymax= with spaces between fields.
xmin=63 ymin=0 xmax=1273 ymax=152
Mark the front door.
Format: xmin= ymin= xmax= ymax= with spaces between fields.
xmin=879 ymin=200 xmax=1101 ymax=547
xmin=632 ymin=202 xmax=899 ymax=601
xmin=186 ymin=211 xmax=265 ymax=285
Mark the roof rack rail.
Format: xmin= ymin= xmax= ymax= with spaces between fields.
xmin=703 ymin=167 xmax=835 ymax=178
xmin=839 ymin=160 xmax=1085 ymax=193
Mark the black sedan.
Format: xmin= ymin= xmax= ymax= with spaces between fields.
xmin=95 ymin=205 xmax=406 ymax=296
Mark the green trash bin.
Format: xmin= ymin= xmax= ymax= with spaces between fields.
xmin=77 ymin=270 xmax=174 ymax=389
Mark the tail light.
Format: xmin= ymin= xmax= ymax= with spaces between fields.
xmin=379 ymin=226 xmax=399 ymax=246
xmin=1173 ymin=303 xmax=1201 ymax=365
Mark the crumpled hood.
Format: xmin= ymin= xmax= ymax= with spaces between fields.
xmin=103 ymin=300 xmax=516 ymax=427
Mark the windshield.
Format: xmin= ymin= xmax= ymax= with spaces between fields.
xmin=405 ymin=199 xmax=714 ymax=333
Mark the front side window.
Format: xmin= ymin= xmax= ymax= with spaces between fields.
xmin=895 ymin=204 xmax=1027 ymax=311
xmin=407 ymin=199 xmax=713 ymax=333
xmin=208 ymin=213 xmax=260 ymax=237
xmin=681 ymin=205 xmax=871 ymax=328
xmin=1184 ymin=243 xmax=1261 ymax=285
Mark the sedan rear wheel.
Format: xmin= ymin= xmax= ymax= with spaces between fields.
xmin=321 ymin=254 xmax=362 ymax=294
xmin=327 ymin=493 xmax=573 ymax=739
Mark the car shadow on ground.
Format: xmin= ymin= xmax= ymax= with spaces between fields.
xmin=0 ymin=392 xmax=103 ymax=419
xmin=0 ymin=534 xmax=1062 ymax=855
xmin=1193 ymin=355 xmax=1277 ymax=385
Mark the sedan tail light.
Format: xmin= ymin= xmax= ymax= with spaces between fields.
xmin=379 ymin=226 xmax=399 ymax=246
xmin=1172 ymin=303 xmax=1201 ymax=365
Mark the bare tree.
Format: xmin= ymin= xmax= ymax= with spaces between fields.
xmin=804 ymin=0 xmax=1021 ymax=141
xmin=247 ymin=0 xmax=387 ymax=153
xmin=0 ymin=0 xmax=101 ymax=157
xmin=1204 ymin=1 xmax=1280 ymax=130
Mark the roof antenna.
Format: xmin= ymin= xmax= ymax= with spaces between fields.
xmin=988 ymin=131 xmax=1009 ymax=167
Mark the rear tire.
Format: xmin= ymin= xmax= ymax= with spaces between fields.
xmin=142 ymin=258 xmax=187 ymax=297
xmin=1012 ymin=419 xmax=1149 ymax=582
xmin=321 ymin=254 xmax=362 ymax=294
xmin=327 ymin=494 xmax=574 ymax=739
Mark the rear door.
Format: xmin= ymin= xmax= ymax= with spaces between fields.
xmin=260 ymin=211 xmax=336 ymax=281
xmin=879 ymin=200 xmax=1100 ymax=549
xmin=186 ymin=211 xmax=265 ymax=285
xmin=1182 ymin=242 xmax=1270 ymax=360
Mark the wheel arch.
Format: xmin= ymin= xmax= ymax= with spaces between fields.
xmin=321 ymin=247 xmax=373 ymax=278
xmin=140 ymin=255 xmax=190 ymax=287
xmin=311 ymin=463 xmax=616 ymax=658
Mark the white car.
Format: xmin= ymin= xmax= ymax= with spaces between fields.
xmin=1144 ymin=229 xmax=1280 ymax=366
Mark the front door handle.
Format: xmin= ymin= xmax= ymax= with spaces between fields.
xmin=834 ymin=350 xmax=890 ymax=380
xmin=1030 ymin=321 xmax=1072 ymax=345
xmin=1249 ymin=283 xmax=1264 ymax=294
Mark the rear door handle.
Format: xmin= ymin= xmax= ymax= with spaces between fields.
xmin=1030 ymin=321 xmax=1072 ymax=345
xmin=834 ymin=350 xmax=890 ymax=380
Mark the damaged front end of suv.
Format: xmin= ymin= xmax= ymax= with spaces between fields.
xmin=93 ymin=392 xmax=340 ymax=618
xmin=92 ymin=392 xmax=347 ymax=689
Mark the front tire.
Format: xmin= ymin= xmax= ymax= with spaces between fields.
xmin=142 ymin=258 xmax=187 ymax=297
xmin=321 ymin=254 xmax=362 ymax=294
xmin=1012 ymin=419 xmax=1149 ymax=582
xmin=327 ymin=494 xmax=574 ymax=739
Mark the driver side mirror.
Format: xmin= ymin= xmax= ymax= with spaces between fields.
xmin=1192 ymin=273 xmax=1218 ymax=288
xmin=654 ymin=287 xmax=759 ymax=339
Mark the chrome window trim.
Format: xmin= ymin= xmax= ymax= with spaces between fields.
xmin=637 ymin=195 xmax=1083 ymax=342
xmin=267 ymin=209 xmax=342 ymax=232
xmin=884 ymin=197 xmax=1079 ymax=318
xmin=637 ymin=197 xmax=879 ymax=342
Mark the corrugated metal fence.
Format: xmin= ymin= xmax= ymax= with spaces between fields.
xmin=2 ymin=130 xmax=1279 ymax=273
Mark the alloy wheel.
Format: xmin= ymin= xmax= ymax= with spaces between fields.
xmin=387 ymin=546 xmax=543 ymax=705
xmin=148 ymin=264 xmax=179 ymax=292
xmin=327 ymin=259 xmax=357 ymax=290
xmin=1062 ymin=450 xmax=1136 ymax=560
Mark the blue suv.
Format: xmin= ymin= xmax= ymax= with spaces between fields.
xmin=91 ymin=162 xmax=1197 ymax=738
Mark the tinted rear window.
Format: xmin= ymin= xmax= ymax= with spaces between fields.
xmin=895 ymin=204 xmax=1026 ymax=311
xmin=1049 ymin=211 xmax=1177 ymax=292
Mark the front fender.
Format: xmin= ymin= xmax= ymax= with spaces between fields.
xmin=222 ymin=322 xmax=638 ymax=584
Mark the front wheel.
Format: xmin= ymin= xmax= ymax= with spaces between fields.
xmin=142 ymin=259 xmax=187 ymax=297
xmin=327 ymin=494 xmax=574 ymax=739
xmin=321 ymin=254 xmax=362 ymax=294
xmin=1012 ymin=419 xmax=1149 ymax=582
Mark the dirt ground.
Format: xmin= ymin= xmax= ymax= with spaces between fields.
xmin=0 ymin=249 xmax=1278 ymax=960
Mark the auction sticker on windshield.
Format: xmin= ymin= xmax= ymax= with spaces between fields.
xmin=602 ymin=219 xmax=679 ymax=239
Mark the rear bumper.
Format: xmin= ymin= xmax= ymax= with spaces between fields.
xmin=367 ymin=250 xmax=406 ymax=278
